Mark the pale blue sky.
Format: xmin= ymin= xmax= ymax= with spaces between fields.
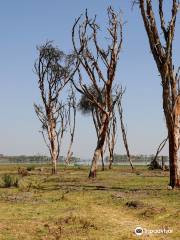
xmin=0 ymin=0 xmax=179 ymax=158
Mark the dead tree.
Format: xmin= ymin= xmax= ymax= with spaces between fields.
xmin=78 ymin=86 xmax=105 ymax=170
xmin=92 ymin=107 xmax=106 ymax=171
xmin=34 ymin=42 xmax=75 ymax=174
xmin=72 ymin=7 xmax=123 ymax=178
xmin=117 ymin=92 xmax=134 ymax=170
xmin=149 ymin=136 xmax=168 ymax=170
xmin=138 ymin=0 xmax=180 ymax=187
xmin=65 ymin=85 xmax=77 ymax=164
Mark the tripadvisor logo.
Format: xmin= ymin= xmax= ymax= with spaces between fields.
xmin=135 ymin=226 xmax=143 ymax=236
xmin=134 ymin=226 xmax=173 ymax=236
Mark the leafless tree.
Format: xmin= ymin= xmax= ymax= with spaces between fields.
xmin=34 ymin=42 xmax=75 ymax=174
xmin=65 ymin=85 xmax=77 ymax=164
xmin=72 ymin=7 xmax=123 ymax=178
xmin=117 ymin=92 xmax=134 ymax=170
xmin=150 ymin=136 xmax=168 ymax=169
xmin=78 ymin=86 xmax=106 ymax=170
xmin=137 ymin=0 xmax=180 ymax=187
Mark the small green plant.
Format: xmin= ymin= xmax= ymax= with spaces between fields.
xmin=74 ymin=164 xmax=81 ymax=169
xmin=26 ymin=165 xmax=35 ymax=171
xmin=2 ymin=174 xmax=12 ymax=187
xmin=2 ymin=174 xmax=19 ymax=188
xmin=13 ymin=177 xmax=19 ymax=187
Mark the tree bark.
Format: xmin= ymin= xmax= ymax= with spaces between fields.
xmin=65 ymin=144 xmax=73 ymax=164
xmin=89 ymin=113 xmax=109 ymax=178
xmin=161 ymin=156 xmax=164 ymax=170
xmin=101 ymin=148 xmax=105 ymax=171
xmin=163 ymin=84 xmax=180 ymax=187
xmin=118 ymin=102 xmax=134 ymax=170
xmin=168 ymin=124 xmax=180 ymax=187
xmin=52 ymin=158 xmax=57 ymax=174
xmin=108 ymin=153 xmax=113 ymax=169
xmin=48 ymin=118 xmax=59 ymax=175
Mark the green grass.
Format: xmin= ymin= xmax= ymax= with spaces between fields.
xmin=0 ymin=164 xmax=179 ymax=240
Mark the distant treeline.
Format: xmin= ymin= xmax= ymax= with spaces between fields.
xmin=0 ymin=154 xmax=168 ymax=164
xmin=104 ymin=154 xmax=169 ymax=163
xmin=0 ymin=155 xmax=50 ymax=164
xmin=0 ymin=155 xmax=81 ymax=164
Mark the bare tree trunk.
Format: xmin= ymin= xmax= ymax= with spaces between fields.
xmin=168 ymin=122 xmax=180 ymax=187
xmin=89 ymin=148 xmax=102 ymax=178
xmin=92 ymin=110 xmax=105 ymax=171
xmin=150 ymin=137 xmax=168 ymax=170
xmin=65 ymin=116 xmax=75 ymax=164
xmin=89 ymin=114 xmax=109 ymax=178
xmin=108 ymin=152 xmax=113 ymax=170
xmin=161 ymin=156 xmax=165 ymax=170
xmin=101 ymin=148 xmax=105 ymax=171
xmin=163 ymin=84 xmax=180 ymax=187
xmin=107 ymin=114 xmax=116 ymax=169
xmin=109 ymin=134 xmax=115 ymax=169
xmin=108 ymin=130 xmax=115 ymax=170
xmin=118 ymin=101 xmax=134 ymax=170
xmin=49 ymin=120 xmax=59 ymax=175
xmin=52 ymin=158 xmax=57 ymax=174
xmin=65 ymin=88 xmax=76 ymax=164
xmin=65 ymin=144 xmax=73 ymax=165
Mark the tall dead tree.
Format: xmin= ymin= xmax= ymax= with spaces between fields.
xmin=150 ymin=136 xmax=168 ymax=169
xmin=138 ymin=0 xmax=180 ymax=187
xmin=65 ymin=85 xmax=77 ymax=164
xmin=78 ymin=86 xmax=106 ymax=170
xmin=117 ymin=92 xmax=134 ymax=170
xmin=34 ymin=42 xmax=75 ymax=174
xmin=72 ymin=7 xmax=123 ymax=178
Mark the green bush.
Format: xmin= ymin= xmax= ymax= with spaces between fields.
xmin=13 ymin=177 xmax=19 ymax=187
xmin=26 ymin=165 xmax=35 ymax=171
xmin=2 ymin=174 xmax=19 ymax=188
xmin=74 ymin=164 xmax=81 ymax=169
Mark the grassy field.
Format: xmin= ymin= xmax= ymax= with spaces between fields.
xmin=0 ymin=164 xmax=179 ymax=240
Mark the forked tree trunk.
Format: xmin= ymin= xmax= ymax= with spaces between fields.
xmin=89 ymin=113 xmax=109 ymax=178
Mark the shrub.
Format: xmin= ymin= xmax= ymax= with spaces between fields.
xmin=2 ymin=174 xmax=19 ymax=188
xmin=13 ymin=177 xmax=19 ymax=187
xmin=74 ymin=164 xmax=81 ymax=169
xmin=18 ymin=167 xmax=29 ymax=176
xmin=26 ymin=165 xmax=35 ymax=171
